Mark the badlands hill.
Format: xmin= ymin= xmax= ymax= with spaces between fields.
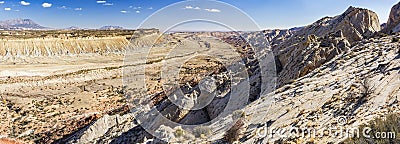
xmin=0 ymin=29 xmax=159 ymax=65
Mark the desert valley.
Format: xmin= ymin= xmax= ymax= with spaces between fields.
xmin=0 ymin=1 xmax=400 ymax=144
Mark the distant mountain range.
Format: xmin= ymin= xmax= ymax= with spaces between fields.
xmin=64 ymin=26 xmax=82 ymax=30
xmin=0 ymin=18 xmax=127 ymax=30
xmin=0 ymin=19 xmax=49 ymax=30
xmin=98 ymin=26 xmax=125 ymax=30
xmin=0 ymin=18 xmax=387 ymax=31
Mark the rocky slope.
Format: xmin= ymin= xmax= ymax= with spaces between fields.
xmin=274 ymin=6 xmax=381 ymax=86
xmin=240 ymin=33 xmax=400 ymax=144
xmin=262 ymin=29 xmax=294 ymax=46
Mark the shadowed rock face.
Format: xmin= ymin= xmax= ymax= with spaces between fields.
xmin=274 ymin=6 xmax=381 ymax=86
xmin=381 ymin=23 xmax=387 ymax=30
xmin=382 ymin=2 xmax=400 ymax=34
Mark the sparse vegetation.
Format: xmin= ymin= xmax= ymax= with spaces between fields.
xmin=174 ymin=126 xmax=185 ymax=138
xmin=343 ymin=113 xmax=400 ymax=144
xmin=193 ymin=126 xmax=212 ymax=138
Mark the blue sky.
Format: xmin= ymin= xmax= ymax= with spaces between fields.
xmin=0 ymin=0 xmax=398 ymax=30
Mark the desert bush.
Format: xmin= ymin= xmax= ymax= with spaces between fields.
xmin=174 ymin=126 xmax=185 ymax=138
xmin=193 ymin=126 xmax=212 ymax=138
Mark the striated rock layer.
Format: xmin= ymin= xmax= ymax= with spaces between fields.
xmin=0 ymin=37 xmax=129 ymax=57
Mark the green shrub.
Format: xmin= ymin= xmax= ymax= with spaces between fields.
xmin=174 ymin=126 xmax=185 ymax=137
xmin=343 ymin=113 xmax=400 ymax=144
xmin=193 ymin=126 xmax=212 ymax=138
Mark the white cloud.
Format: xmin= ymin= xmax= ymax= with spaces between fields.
xmin=96 ymin=1 xmax=106 ymax=4
xmin=74 ymin=8 xmax=82 ymax=11
xmin=0 ymin=1 xmax=4 ymax=4
xmin=15 ymin=10 xmax=20 ymax=12
xmin=135 ymin=10 xmax=140 ymax=13
xmin=184 ymin=6 xmax=201 ymax=10
xmin=148 ymin=7 xmax=153 ymax=10
xmin=58 ymin=6 xmax=68 ymax=9
xmin=42 ymin=2 xmax=52 ymax=8
xmin=204 ymin=8 xmax=221 ymax=13
xmin=120 ymin=10 xmax=128 ymax=13
xmin=184 ymin=6 xmax=193 ymax=9
xmin=103 ymin=3 xmax=113 ymax=6
xmin=4 ymin=7 xmax=11 ymax=11
xmin=130 ymin=6 xmax=141 ymax=10
xmin=20 ymin=1 xmax=30 ymax=6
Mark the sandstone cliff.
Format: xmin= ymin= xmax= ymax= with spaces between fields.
xmin=382 ymin=2 xmax=400 ymax=34
xmin=274 ymin=6 xmax=381 ymax=86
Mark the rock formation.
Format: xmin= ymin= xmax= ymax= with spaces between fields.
xmin=262 ymin=29 xmax=294 ymax=46
xmin=382 ymin=2 xmax=400 ymax=34
xmin=274 ymin=6 xmax=381 ymax=86
xmin=0 ymin=29 xmax=159 ymax=63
